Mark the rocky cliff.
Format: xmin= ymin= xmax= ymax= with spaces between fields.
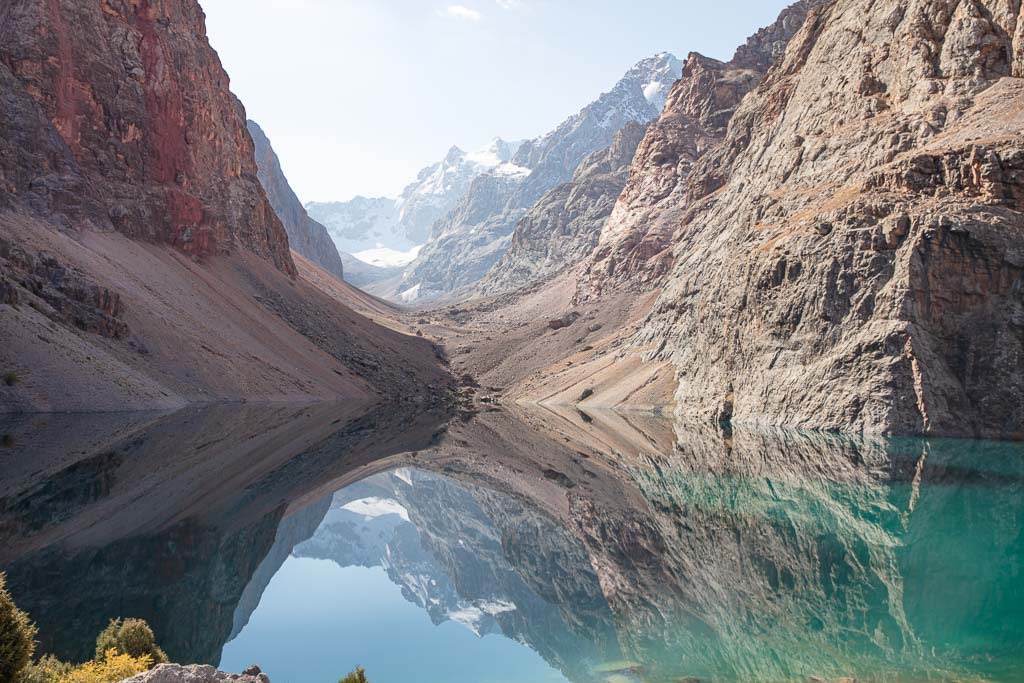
xmin=399 ymin=53 xmax=682 ymax=301
xmin=247 ymin=121 xmax=344 ymax=281
xmin=578 ymin=0 xmax=828 ymax=298
xmin=0 ymin=0 xmax=450 ymax=412
xmin=597 ymin=0 xmax=1024 ymax=437
xmin=511 ymin=53 xmax=682 ymax=210
xmin=0 ymin=0 xmax=294 ymax=275
xmin=479 ymin=121 xmax=648 ymax=295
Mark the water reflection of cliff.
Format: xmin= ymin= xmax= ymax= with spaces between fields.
xmin=0 ymin=402 xmax=447 ymax=665
xmin=2 ymin=402 xmax=1023 ymax=682
xmin=229 ymin=407 xmax=1024 ymax=683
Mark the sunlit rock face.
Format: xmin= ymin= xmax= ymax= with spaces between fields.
xmin=0 ymin=0 xmax=295 ymax=274
xmin=587 ymin=0 xmax=1024 ymax=437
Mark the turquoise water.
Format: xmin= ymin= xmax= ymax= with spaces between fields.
xmin=1 ymin=406 xmax=1022 ymax=683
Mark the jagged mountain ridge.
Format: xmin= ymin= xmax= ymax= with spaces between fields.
xmin=247 ymin=120 xmax=345 ymax=282
xmin=478 ymin=120 xmax=649 ymax=295
xmin=578 ymin=0 xmax=830 ymax=298
xmin=399 ymin=52 xmax=683 ymax=302
xmin=306 ymin=138 xmax=526 ymax=261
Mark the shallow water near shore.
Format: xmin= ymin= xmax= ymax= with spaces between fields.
xmin=1 ymin=404 xmax=1023 ymax=683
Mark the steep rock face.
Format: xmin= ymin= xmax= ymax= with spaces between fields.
xmin=0 ymin=0 xmax=294 ymax=275
xmin=625 ymin=0 xmax=1024 ymax=438
xmin=0 ymin=0 xmax=453 ymax=412
xmin=400 ymin=53 xmax=682 ymax=301
xmin=479 ymin=121 xmax=648 ymax=295
xmin=578 ymin=1 xmax=827 ymax=298
xmin=247 ymin=121 xmax=344 ymax=281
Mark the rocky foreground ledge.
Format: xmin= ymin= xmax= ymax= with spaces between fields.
xmin=120 ymin=664 xmax=270 ymax=683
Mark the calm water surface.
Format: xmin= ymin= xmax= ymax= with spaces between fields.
xmin=1 ymin=404 xmax=1022 ymax=683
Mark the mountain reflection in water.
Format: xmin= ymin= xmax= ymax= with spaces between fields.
xmin=1 ymin=403 xmax=1022 ymax=683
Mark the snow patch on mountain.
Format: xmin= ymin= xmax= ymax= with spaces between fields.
xmin=307 ymin=138 xmax=525 ymax=267
xmin=352 ymin=245 xmax=423 ymax=268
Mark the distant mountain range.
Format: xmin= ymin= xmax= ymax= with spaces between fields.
xmin=307 ymin=52 xmax=682 ymax=300
xmin=305 ymin=139 xmax=526 ymax=276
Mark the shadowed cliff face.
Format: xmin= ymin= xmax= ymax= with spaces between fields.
xmin=0 ymin=0 xmax=295 ymax=274
xmin=247 ymin=121 xmax=345 ymax=282
xmin=0 ymin=401 xmax=448 ymax=664
xmin=3 ymin=405 xmax=1023 ymax=682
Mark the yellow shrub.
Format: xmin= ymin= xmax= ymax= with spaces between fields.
xmin=59 ymin=649 xmax=152 ymax=683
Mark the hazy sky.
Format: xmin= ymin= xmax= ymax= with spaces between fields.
xmin=202 ymin=0 xmax=795 ymax=203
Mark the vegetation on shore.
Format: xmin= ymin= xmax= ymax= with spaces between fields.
xmin=2 ymin=573 xmax=159 ymax=683
xmin=3 ymin=573 xmax=372 ymax=682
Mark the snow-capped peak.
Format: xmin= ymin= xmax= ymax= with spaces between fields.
xmin=464 ymin=137 xmax=522 ymax=168
xmin=629 ymin=52 xmax=683 ymax=112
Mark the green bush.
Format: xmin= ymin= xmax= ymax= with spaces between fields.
xmin=2 ymin=371 xmax=17 ymax=386
xmin=338 ymin=667 xmax=368 ymax=683
xmin=93 ymin=619 xmax=167 ymax=667
xmin=17 ymin=654 xmax=72 ymax=683
xmin=0 ymin=573 xmax=37 ymax=682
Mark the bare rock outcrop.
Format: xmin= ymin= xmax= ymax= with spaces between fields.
xmin=247 ymin=121 xmax=344 ymax=281
xmin=578 ymin=0 xmax=829 ymax=298
xmin=613 ymin=0 xmax=1024 ymax=437
xmin=0 ymin=0 xmax=295 ymax=275
xmin=119 ymin=663 xmax=269 ymax=683
xmin=0 ymin=0 xmax=452 ymax=412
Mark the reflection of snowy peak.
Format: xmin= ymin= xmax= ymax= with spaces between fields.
xmin=290 ymin=471 xmax=510 ymax=637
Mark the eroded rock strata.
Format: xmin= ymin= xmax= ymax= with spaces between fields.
xmin=602 ymin=0 xmax=1024 ymax=438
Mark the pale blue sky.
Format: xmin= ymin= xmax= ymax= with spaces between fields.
xmin=202 ymin=0 xmax=794 ymax=203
